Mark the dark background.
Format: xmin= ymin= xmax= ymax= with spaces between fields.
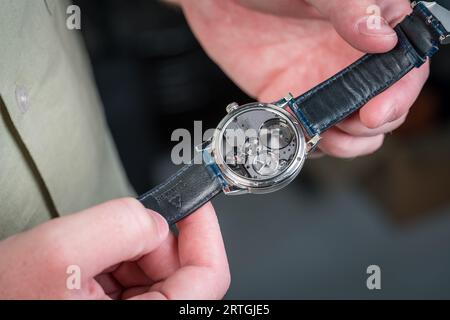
xmin=75 ymin=0 xmax=450 ymax=299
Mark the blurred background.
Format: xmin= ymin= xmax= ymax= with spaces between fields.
xmin=74 ymin=0 xmax=450 ymax=299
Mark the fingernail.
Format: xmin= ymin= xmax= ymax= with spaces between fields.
xmin=148 ymin=210 xmax=169 ymax=238
xmin=357 ymin=16 xmax=396 ymax=37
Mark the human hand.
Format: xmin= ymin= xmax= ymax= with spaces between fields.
xmin=0 ymin=199 xmax=230 ymax=300
xmin=177 ymin=0 xmax=430 ymax=157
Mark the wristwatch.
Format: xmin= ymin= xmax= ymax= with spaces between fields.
xmin=138 ymin=1 xmax=450 ymax=225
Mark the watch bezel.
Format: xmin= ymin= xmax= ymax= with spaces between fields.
xmin=211 ymin=102 xmax=307 ymax=194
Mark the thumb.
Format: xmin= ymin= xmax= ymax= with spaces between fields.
xmin=306 ymin=0 xmax=411 ymax=53
xmin=30 ymin=198 xmax=169 ymax=280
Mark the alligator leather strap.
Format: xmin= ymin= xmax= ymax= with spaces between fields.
xmin=289 ymin=3 xmax=446 ymax=137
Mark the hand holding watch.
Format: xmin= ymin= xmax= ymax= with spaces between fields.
xmin=139 ymin=1 xmax=450 ymax=225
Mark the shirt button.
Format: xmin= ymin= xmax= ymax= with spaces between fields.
xmin=15 ymin=85 xmax=31 ymax=114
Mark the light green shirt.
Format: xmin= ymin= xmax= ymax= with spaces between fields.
xmin=0 ymin=0 xmax=133 ymax=239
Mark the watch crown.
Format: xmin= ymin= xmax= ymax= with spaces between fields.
xmin=226 ymin=102 xmax=239 ymax=113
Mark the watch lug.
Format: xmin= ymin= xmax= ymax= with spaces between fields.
xmin=306 ymin=135 xmax=322 ymax=154
xmin=226 ymin=102 xmax=240 ymax=113
xmin=197 ymin=138 xmax=247 ymax=196
xmin=223 ymin=184 xmax=249 ymax=196
xmin=275 ymin=92 xmax=296 ymax=109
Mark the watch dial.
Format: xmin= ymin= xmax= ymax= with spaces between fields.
xmin=220 ymin=108 xmax=298 ymax=181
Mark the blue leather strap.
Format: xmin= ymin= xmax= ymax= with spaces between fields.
xmin=138 ymin=161 xmax=223 ymax=225
xmin=289 ymin=4 xmax=444 ymax=137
